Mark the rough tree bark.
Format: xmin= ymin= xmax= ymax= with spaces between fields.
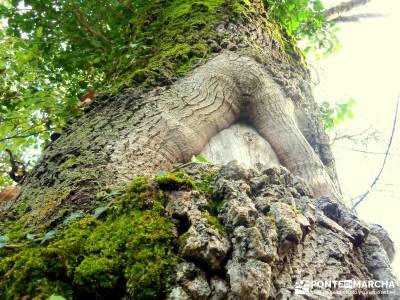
xmin=0 ymin=0 xmax=398 ymax=299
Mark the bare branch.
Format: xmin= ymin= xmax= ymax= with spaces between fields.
xmin=334 ymin=145 xmax=400 ymax=157
xmin=332 ymin=13 xmax=386 ymax=23
xmin=351 ymin=96 xmax=400 ymax=211
xmin=330 ymin=126 xmax=380 ymax=146
xmin=324 ymin=0 xmax=372 ymax=21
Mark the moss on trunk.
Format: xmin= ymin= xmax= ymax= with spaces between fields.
xmin=0 ymin=177 xmax=177 ymax=299
xmin=107 ymin=0 xmax=304 ymax=91
xmin=0 ymin=169 xmax=221 ymax=299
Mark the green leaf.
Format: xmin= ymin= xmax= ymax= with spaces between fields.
xmin=194 ymin=154 xmax=211 ymax=164
xmin=26 ymin=233 xmax=36 ymax=240
xmin=320 ymin=99 xmax=356 ymax=129
xmin=35 ymin=26 xmax=43 ymax=38
xmin=63 ymin=211 xmax=84 ymax=225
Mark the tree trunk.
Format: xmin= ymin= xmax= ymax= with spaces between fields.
xmin=0 ymin=1 xmax=398 ymax=299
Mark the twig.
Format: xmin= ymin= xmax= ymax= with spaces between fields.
xmin=0 ymin=128 xmax=47 ymax=143
xmin=334 ymin=145 xmax=400 ymax=157
xmin=330 ymin=126 xmax=379 ymax=145
xmin=324 ymin=0 xmax=372 ymax=21
xmin=351 ymin=96 xmax=400 ymax=211
xmin=332 ymin=13 xmax=386 ymax=23
xmin=72 ymin=7 xmax=111 ymax=46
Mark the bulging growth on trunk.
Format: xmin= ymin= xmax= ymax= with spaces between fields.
xmin=108 ymin=51 xmax=340 ymax=201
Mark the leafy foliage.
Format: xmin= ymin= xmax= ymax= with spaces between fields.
xmin=320 ymin=98 xmax=356 ymax=129
xmin=265 ymin=0 xmax=339 ymax=56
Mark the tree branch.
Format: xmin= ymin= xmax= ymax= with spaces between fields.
xmin=351 ymin=96 xmax=400 ymax=211
xmin=334 ymin=145 xmax=400 ymax=157
xmin=324 ymin=0 xmax=372 ymax=21
xmin=332 ymin=13 xmax=386 ymax=23
xmin=72 ymin=7 xmax=111 ymax=46
xmin=330 ymin=126 xmax=380 ymax=146
xmin=0 ymin=131 xmax=46 ymax=143
xmin=0 ymin=125 xmax=46 ymax=143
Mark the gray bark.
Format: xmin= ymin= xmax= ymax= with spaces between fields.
xmin=165 ymin=162 xmax=399 ymax=299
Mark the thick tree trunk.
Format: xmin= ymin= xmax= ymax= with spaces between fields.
xmin=0 ymin=0 xmax=398 ymax=299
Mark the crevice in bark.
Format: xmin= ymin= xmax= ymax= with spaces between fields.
xmin=167 ymin=162 xmax=399 ymax=299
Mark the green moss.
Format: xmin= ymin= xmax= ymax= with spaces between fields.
xmin=0 ymin=246 xmax=74 ymax=299
xmin=209 ymin=197 xmax=224 ymax=214
xmin=110 ymin=0 xmax=226 ymax=91
xmin=74 ymin=256 xmax=119 ymax=289
xmin=196 ymin=171 xmax=217 ymax=194
xmin=59 ymin=156 xmax=79 ymax=170
xmin=291 ymin=205 xmax=301 ymax=216
xmin=203 ymin=211 xmax=225 ymax=236
xmin=0 ymin=170 xmax=225 ymax=299
xmin=180 ymin=231 xmax=191 ymax=244
xmin=155 ymin=172 xmax=196 ymax=190
xmin=0 ymin=177 xmax=176 ymax=300
xmin=107 ymin=0 xmax=304 ymax=91
xmin=13 ymin=123 xmax=120 ymax=225
xmin=231 ymin=0 xmax=253 ymax=17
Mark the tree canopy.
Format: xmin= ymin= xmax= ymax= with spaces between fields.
xmin=0 ymin=0 xmax=339 ymax=187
